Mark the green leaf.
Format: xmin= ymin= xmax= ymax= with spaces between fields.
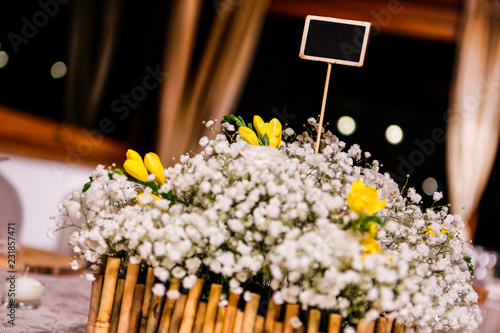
xmin=261 ymin=134 xmax=269 ymax=146
xmin=82 ymin=176 xmax=94 ymax=192
xmin=235 ymin=116 xmax=246 ymax=128
xmin=114 ymin=168 xmax=125 ymax=175
xmin=248 ymin=123 xmax=254 ymax=131
xmin=222 ymin=115 xmax=247 ymax=128
xmin=463 ymin=256 xmax=474 ymax=276
xmin=161 ymin=191 xmax=173 ymax=202
xmin=146 ymin=181 xmax=160 ymax=193
xmin=221 ymin=115 xmax=237 ymax=124
xmin=82 ymin=181 xmax=91 ymax=193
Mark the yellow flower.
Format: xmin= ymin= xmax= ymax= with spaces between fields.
xmin=253 ymin=115 xmax=266 ymax=138
xmin=137 ymin=192 xmax=161 ymax=205
xmin=144 ymin=152 xmax=165 ymax=184
xmin=238 ymin=126 xmax=259 ymax=146
xmin=348 ymin=179 xmax=386 ymax=215
xmin=126 ymin=149 xmax=143 ymax=164
xmin=367 ymin=221 xmax=378 ymax=235
xmin=360 ymin=236 xmax=381 ymax=260
xmin=425 ymin=224 xmax=448 ymax=236
xmin=123 ymin=150 xmax=149 ymax=183
xmin=265 ymin=118 xmax=282 ymax=148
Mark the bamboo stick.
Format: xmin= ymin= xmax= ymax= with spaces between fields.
xmin=327 ymin=314 xmax=342 ymax=333
xmin=221 ymin=292 xmax=240 ymax=333
xmin=283 ymin=304 xmax=299 ymax=333
xmin=116 ymin=263 xmax=140 ymax=333
xmin=87 ymin=273 xmax=104 ymax=333
xmin=139 ymin=267 xmax=156 ymax=333
xmin=264 ymin=299 xmax=280 ymax=333
xmin=129 ymin=284 xmax=146 ymax=333
xmin=233 ymin=310 xmax=245 ymax=333
xmin=193 ymin=301 xmax=208 ymax=333
xmin=158 ymin=280 xmax=181 ymax=333
xmin=109 ymin=278 xmax=125 ymax=333
xmin=179 ymin=278 xmax=205 ymax=333
xmin=145 ymin=293 xmax=165 ymax=333
xmin=307 ymin=309 xmax=321 ymax=333
xmin=242 ymin=293 xmax=261 ymax=333
xmin=357 ymin=320 xmax=375 ymax=333
xmin=375 ymin=317 xmax=386 ymax=333
xmin=384 ymin=318 xmax=394 ymax=333
xmin=295 ymin=326 xmax=305 ymax=333
xmin=392 ymin=321 xmax=404 ymax=333
xmin=95 ymin=257 xmax=121 ymax=333
xmin=169 ymin=294 xmax=188 ymax=333
xmin=202 ymin=284 xmax=223 ymax=333
xmin=214 ymin=306 xmax=226 ymax=333
xmin=254 ymin=316 xmax=265 ymax=333
xmin=272 ymin=322 xmax=283 ymax=333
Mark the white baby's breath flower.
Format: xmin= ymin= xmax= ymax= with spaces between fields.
xmin=85 ymin=273 xmax=96 ymax=282
xmin=70 ymin=260 xmax=80 ymax=270
xmin=152 ymin=283 xmax=166 ymax=296
xmin=433 ymin=191 xmax=443 ymax=201
xmin=166 ymin=289 xmax=181 ymax=299
xmin=182 ymin=274 xmax=198 ymax=289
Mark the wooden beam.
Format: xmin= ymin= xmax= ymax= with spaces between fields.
xmin=0 ymin=105 xmax=128 ymax=167
xmin=269 ymin=0 xmax=463 ymax=42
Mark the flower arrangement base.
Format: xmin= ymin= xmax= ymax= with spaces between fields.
xmin=85 ymin=257 xmax=404 ymax=333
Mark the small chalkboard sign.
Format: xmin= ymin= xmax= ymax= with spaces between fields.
xmin=299 ymin=16 xmax=371 ymax=67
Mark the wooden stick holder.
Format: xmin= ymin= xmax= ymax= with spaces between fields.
xmin=86 ymin=259 xmax=404 ymax=333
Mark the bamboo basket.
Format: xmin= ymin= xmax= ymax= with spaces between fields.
xmin=86 ymin=257 xmax=404 ymax=333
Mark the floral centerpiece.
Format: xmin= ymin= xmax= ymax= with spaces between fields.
xmin=49 ymin=115 xmax=482 ymax=333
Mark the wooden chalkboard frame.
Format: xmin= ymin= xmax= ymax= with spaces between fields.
xmin=299 ymin=15 xmax=371 ymax=67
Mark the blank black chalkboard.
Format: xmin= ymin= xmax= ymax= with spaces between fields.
xmin=299 ymin=16 xmax=371 ymax=67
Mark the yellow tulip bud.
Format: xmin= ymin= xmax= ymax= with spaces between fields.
xmin=123 ymin=159 xmax=149 ymax=183
xmin=238 ymin=127 xmax=259 ymax=146
xmin=268 ymin=135 xmax=281 ymax=148
xmin=253 ymin=115 xmax=265 ymax=138
xmin=126 ymin=149 xmax=143 ymax=164
xmin=144 ymin=152 xmax=165 ymax=184
xmin=268 ymin=118 xmax=282 ymax=138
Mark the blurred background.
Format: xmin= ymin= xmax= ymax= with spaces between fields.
xmin=0 ymin=0 xmax=499 ymax=283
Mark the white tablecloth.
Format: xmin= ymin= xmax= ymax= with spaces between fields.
xmin=0 ymin=271 xmax=91 ymax=332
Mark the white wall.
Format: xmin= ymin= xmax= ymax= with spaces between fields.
xmin=0 ymin=152 xmax=93 ymax=252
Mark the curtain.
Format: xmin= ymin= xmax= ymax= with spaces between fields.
xmin=156 ymin=0 xmax=270 ymax=162
xmin=65 ymin=0 xmax=122 ymax=126
xmin=446 ymin=0 xmax=500 ymax=239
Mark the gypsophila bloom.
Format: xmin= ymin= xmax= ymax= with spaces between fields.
xmin=49 ymin=119 xmax=481 ymax=332
xmin=433 ymin=191 xmax=443 ymax=201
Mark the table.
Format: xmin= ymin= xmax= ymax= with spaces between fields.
xmin=0 ymin=271 xmax=91 ymax=333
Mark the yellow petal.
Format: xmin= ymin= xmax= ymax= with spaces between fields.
xmin=238 ymin=127 xmax=259 ymax=146
xmin=144 ymin=152 xmax=165 ymax=184
xmin=268 ymin=135 xmax=281 ymax=148
xmin=348 ymin=179 xmax=386 ymax=215
xmin=360 ymin=237 xmax=381 ymax=258
xmin=123 ymin=159 xmax=149 ymax=182
xmin=126 ymin=149 xmax=143 ymax=164
xmin=253 ymin=116 xmax=265 ymax=138
xmin=268 ymin=118 xmax=282 ymax=138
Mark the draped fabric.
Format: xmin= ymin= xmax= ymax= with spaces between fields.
xmin=156 ymin=0 xmax=270 ymax=163
xmin=446 ymin=0 xmax=500 ymax=239
xmin=65 ymin=0 xmax=122 ymax=126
